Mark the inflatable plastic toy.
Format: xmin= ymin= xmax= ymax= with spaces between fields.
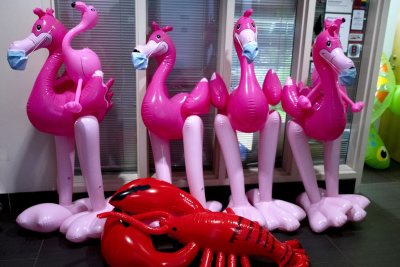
xmin=99 ymin=178 xmax=310 ymax=267
xmin=62 ymin=2 xmax=102 ymax=113
xmin=282 ymin=18 xmax=370 ymax=233
xmin=210 ymin=9 xmax=305 ymax=231
xmin=379 ymin=18 xmax=400 ymax=164
xmin=7 ymin=4 xmax=114 ymax=242
xmin=131 ymin=22 xmax=221 ymax=211
xmin=364 ymin=54 xmax=394 ymax=169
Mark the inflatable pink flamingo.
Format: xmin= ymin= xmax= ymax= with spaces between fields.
xmin=282 ymin=18 xmax=369 ymax=233
xmin=132 ymin=22 xmax=221 ymax=211
xmin=62 ymin=2 xmax=102 ymax=113
xmin=211 ymin=9 xmax=306 ymax=231
xmin=7 ymin=7 xmax=114 ymax=242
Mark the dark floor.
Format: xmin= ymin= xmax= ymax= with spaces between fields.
xmin=1 ymin=162 xmax=400 ymax=267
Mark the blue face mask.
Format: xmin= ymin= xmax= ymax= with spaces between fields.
xmin=131 ymin=52 xmax=148 ymax=70
xmin=339 ymin=67 xmax=357 ymax=86
xmin=7 ymin=49 xmax=28 ymax=71
xmin=242 ymin=42 xmax=259 ymax=63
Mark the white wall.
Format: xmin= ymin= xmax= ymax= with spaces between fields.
xmin=382 ymin=0 xmax=400 ymax=57
xmin=0 ymin=0 xmax=57 ymax=193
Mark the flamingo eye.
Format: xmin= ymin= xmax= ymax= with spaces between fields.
xmin=252 ymin=23 xmax=256 ymax=28
xmin=156 ymin=34 xmax=161 ymax=39
xmin=236 ymin=24 xmax=241 ymax=30
xmin=36 ymin=25 xmax=42 ymax=31
xmin=326 ymin=41 xmax=331 ymax=47
xmin=91 ymin=8 xmax=96 ymax=11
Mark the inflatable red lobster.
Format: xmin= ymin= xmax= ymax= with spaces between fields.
xmin=98 ymin=178 xmax=310 ymax=267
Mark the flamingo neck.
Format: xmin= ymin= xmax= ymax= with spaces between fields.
xmin=62 ymin=21 xmax=90 ymax=53
xmin=235 ymin=42 xmax=256 ymax=89
xmin=314 ymin=56 xmax=340 ymax=97
xmin=148 ymin=51 xmax=176 ymax=96
xmin=32 ymin=48 xmax=63 ymax=96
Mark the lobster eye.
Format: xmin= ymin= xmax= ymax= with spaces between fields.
xmin=236 ymin=24 xmax=241 ymax=30
xmin=156 ymin=34 xmax=161 ymax=39
xmin=36 ymin=25 xmax=42 ymax=31
xmin=326 ymin=41 xmax=331 ymax=47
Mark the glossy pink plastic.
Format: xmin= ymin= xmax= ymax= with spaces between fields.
xmin=8 ymin=6 xmax=114 ymax=242
xmin=62 ymin=2 xmax=102 ymax=113
xmin=283 ymin=18 xmax=369 ymax=233
xmin=133 ymin=22 xmax=221 ymax=211
xmin=211 ymin=9 xmax=305 ymax=231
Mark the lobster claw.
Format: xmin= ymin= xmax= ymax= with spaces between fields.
xmin=101 ymin=217 xmax=199 ymax=267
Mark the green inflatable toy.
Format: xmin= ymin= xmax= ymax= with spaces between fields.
xmin=365 ymin=54 xmax=394 ymax=169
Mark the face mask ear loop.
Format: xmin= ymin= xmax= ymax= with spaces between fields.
xmin=235 ymin=32 xmax=244 ymax=51
xmin=26 ymin=26 xmax=55 ymax=57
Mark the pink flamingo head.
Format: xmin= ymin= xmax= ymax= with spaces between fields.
xmin=133 ymin=21 xmax=175 ymax=67
xmin=313 ymin=18 xmax=355 ymax=74
xmin=233 ymin=9 xmax=258 ymax=63
xmin=8 ymin=8 xmax=66 ymax=54
xmin=71 ymin=2 xmax=99 ymax=30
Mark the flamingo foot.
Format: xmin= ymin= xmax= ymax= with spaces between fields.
xmin=227 ymin=198 xmax=266 ymax=226
xmin=60 ymin=200 xmax=113 ymax=243
xmin=339 ymin=194 xmax=369 ymax=222
xmin=16 ymin=200 xmax=90 ymax=233
xmin=297 ymin=192 xmax=352 ymax=233
xmin=64 ymin=101 xmax=82 ymax=113
xmin=247 ymin=189 xmax=306 ymax=231
xmin=205 ymin=200 xmax=223 ymax=212
xmin=351 ymin=101 xmax=364 ymax=112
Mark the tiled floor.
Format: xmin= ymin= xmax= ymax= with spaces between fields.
xmin=1 ymin=162 xmax=400 ymax=266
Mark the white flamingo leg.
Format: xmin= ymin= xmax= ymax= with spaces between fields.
xmin=323 ymin=139 xmax=341 ymax=197
xmin=149 ymin=131 xmax=172 ymax=183
xmin=55 ymin=135 xmax=75 ymax=206
xmin=248 ymin=111 xmax=305 ymax=231
xmin=287 ymin=121 xmax=351 ymax=232
xmin=16 ymin=136 xmax=79 ymax=233
xmin=214 ymin=114 xmax=265 ymax=225
xmin=183 ymin=115 xmax=222 ymax=211
xmin=55 ymin=136 xmax=91 ymax=214
xmin=60 ymin=115 xmax=112 ymax=242
xmin=324 ymin=139 xmax=370 ymax=222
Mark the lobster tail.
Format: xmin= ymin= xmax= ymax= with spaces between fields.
xmin=281 ymin=77 xmax=307 ymax=120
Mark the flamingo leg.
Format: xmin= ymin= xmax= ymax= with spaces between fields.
xmin=286 ymin=120 xmax=321 ymax=204
xmin=54 ymin=135 xmax=75 ymax=207
xmin=258 ymin=111 xmax=281 ymax=202
xmin=74 ymin=78 xmax=83 ymax=104
xmin=74 ymin=115 xmax=106 ymax=211
xmin=149 ymin=131 xmax=172 ymax=183
xmin=215 ymin=114 xmax=265 ymax=224
xmin=323 ymin=138 xmax=341 ymax=197
xmin=183 ymin=115 xmax=207 ymax=206
xmin=200 ymin=248 xmax=213 ymax=267
xmin=214 ymin=114 xmax=247 ymax=205
xmin=59 ymin=115 xmax=112 ymax=242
